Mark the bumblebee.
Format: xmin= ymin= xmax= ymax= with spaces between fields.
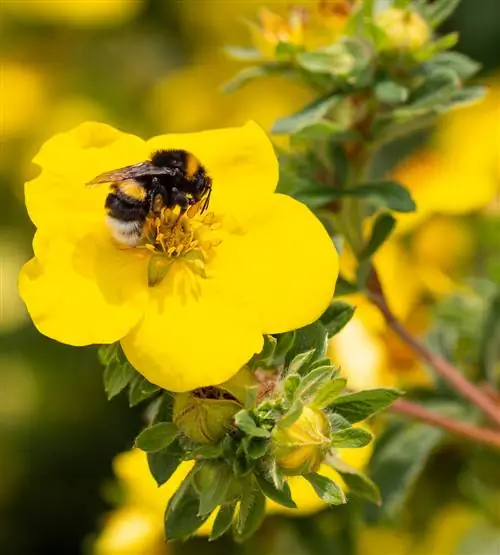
xmin=87 ymin=150 xmax=212 ymax=246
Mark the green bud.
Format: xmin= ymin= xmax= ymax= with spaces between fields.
xmin=173 ymin=368 xmax=257 ymax=445
xmin=376 ymin=8 xmax=431 ymax=53
xmin=272 ymin=405 xmax=331 ymax=475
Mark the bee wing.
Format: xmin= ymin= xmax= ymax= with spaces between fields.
xmin=86 ymin=161 xmax=176 ymax=186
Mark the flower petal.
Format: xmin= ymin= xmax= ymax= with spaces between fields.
xmin=26 ymin=121 xmax=148 ymax=230
xmin=213 ymin=193 xmax=338 ymax=333
xmin=19 ymin=228 xmax=149 ymax=346
xmin=121 ymin=262 xmax=264 ymax=392
xmin=146 ymin=121 xmax=279 ymax=218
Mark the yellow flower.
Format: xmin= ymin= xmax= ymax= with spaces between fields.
xmin=147 ymin=62 xmax=313 ymax=144
xmin=1 ymin=0 xmax=143 ymax=27
xmin=93 ymin=507 xmax=164 ymax=555
xmin=250 ymin=7 xmax=306 ymax=59
xmin=19 ymin=121 xmax=338 ymax=392
xmin=0 ymin=61 xmax=46 ymax=139
xmin=375 ymin=7 xmax=431 ymax=52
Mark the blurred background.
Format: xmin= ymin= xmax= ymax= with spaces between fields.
xmin=1 ymin=1 xmax=499 ymax=554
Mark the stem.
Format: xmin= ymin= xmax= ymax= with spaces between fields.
xmin=368 ymin=270 xmax=500 ymax=429
xmin=391 ymin=399 xmax=500 ymax=450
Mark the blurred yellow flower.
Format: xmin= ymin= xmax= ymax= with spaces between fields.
xmin=147 ymin=62 xmax=313 ymax=145
xmin=93 ymin=507 xmax=164 ymax=555
xmin=0 ymin=61 xmax=46 ymax=139
xmin=250 ymin=7 xmax=306 ymax=59
xmin=1 ymin=0 xmax=143 ymax=27
xmin=19 ymin=121 xmax=338 ymax=392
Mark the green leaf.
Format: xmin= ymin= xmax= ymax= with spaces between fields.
xmin=304 ymin=473 xmax=346 ymax=505
xmin=164 ymin=473 xmax=210 ymax=540
xmin=292 ymin=120 xmax=350 ymax=142
xmin=320 ymin=301 xmax=356 ymax=338
xmin=197 ymin=463 xmax=235 ymax=516
xmin=98 ymin=343 xmax=120 ymax=366
xmin=298 ymin=366 xmax=336 ymax=400
xmin=286 ymin=321 xmax=329 ymax=369
xmin=272 ymin=94 xmax=340 ymax=135
xmin=278 ymin=401 xmax=303 ymax=428
xmin=361 ymin=212 xmax=397 ymax=259
xmin=128 ymin=375 xmax=160 ymax=407
xmin=102 ymin=354 xmax=136 ymax=400
xmin=331 ymin=388 xmax=403 ymax=423
xmin=274 ymin=331 xmax=296 ymax=361
xmin=353 ymin=182 xmax=416 ymax=213
xmin=269 ymin=461 xmax=285 ymax=490
xmin=330 ymin=426 xmax=373 ymax=448
xmin=256 ymin=474 xmax=297 ymax=509
xmin=334 ymin=277 xmax=360 ymax=296
xmin=209 ymin=503 xmax=236 ymax=541
xmin=135 ymin=422 xmax=178 ymax=453
xmin=410 ymin=69 xmax=460 ymax=109
xmin=311 ymin=378 xmax=347 ymax=410
xmin=244 ymin=437 xmax=269 ymax=460
xmin=327 ymin=456 xmax=381 ymax=505
xmin=426 ymin=52 xmax=481 ymax=80
xmin=327 ymin=412 xmax=353 ymax=432
xmin=147 ymin=440 xmax=183 ymax=486
xmin=368 ymin=421 xmax=444 ymax=518
xmin=426 ymin=0 xmax=461 ymax=27
xmin=249 ymin=335 xmax=277 ymax=369
xmin=244 ymin=386 xmax=258 ymax=411
xmin=296 ymin=44 xmax=354 ymax=76
xmin=283 ymin=374 xmax=301 ymax=404
xmin=287 ymin=349 xmax=316 ymax=375
xmin=235 ymin=482 xmax=267 ymax=542
xmin=374 ymin=81 xmax=409 ymax=104
xmin=234 ymin=410 xmax=270 ymax=438
xmin=224 ymin=46 xmax=262 ymax=61
xmin=222 ymin=63 xmax=287 ymax=93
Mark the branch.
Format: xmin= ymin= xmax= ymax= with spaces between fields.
xmin=367 ymin=269 xmax=500 ymax=429
xmin=391 ymin=399 xmax=500 ymax=450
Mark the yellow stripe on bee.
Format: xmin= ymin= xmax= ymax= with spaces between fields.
xmin=186 ymin=152 xmax=200 ymax=178
xmin=119 ymin=180 xmax=146 ymax=200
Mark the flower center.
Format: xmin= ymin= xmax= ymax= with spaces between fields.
xmin=139 ymin=204 xmax=223 ymax=286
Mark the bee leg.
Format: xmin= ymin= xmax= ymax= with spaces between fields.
xmin=171 ymin=187 xmax=190 ymax=226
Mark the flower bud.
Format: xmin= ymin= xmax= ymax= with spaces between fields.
xmin=272 ymin=406 xmax=331 ymax=475
xmin=251 ymin=7 xmax=305 ymax=60
xmin=376 ymin=8 xmax=431 ymax=53
xmin=173 ymin=368 xmax=257 ymax=445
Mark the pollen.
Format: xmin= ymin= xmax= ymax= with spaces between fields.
xmin=140 ymin=204 xmax=223 ymax=286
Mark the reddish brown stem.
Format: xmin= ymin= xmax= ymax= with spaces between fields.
xmin=368 ymin=269 xmax=500 ymax=429
xmin=391 ymin=399 xmax=500 ymax=450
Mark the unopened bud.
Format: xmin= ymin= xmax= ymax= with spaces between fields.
xmin=272 ymin=406 xmax=331 ymax=475
xmin=173 ymin=368 xmax=257 ymax=445
xmin=376 ymin=8 xmax=431 ymax=52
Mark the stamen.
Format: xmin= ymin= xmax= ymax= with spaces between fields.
xmin=139 ymin=203 xmax=223 ymax=286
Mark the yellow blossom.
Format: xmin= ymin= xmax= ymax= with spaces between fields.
xmin=250 ymin=7 xmax=306 ymax=59
xmin=93 ymin=507 xmax=164 ymax=555
xmin=1 ymin=0 xmax=143 ymax=27
xmin=0 ymin=61 xmax=46 ymax=139
xmin=18 ymin=121 xmax=338 ymax=392
xmin=147 ymin=62 xmax=313 ymax=145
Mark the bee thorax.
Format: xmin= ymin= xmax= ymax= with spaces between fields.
xmin=105 ymin=216 xmax=143 ymax=246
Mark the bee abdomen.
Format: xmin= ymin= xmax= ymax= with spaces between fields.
xmin=105 ymin=215 xmax=144 ymax=246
